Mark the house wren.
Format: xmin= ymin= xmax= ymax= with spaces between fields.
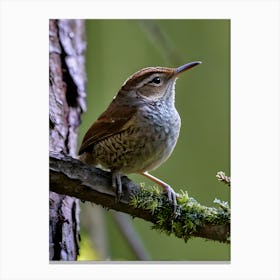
xmin=79 ymin=61 xmax=201 ymax=210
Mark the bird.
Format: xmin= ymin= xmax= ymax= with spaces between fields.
xmin=78 ymin=61 xmax=201 ymax=211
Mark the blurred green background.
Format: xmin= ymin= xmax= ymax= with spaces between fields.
xmin=78 ymin=19 xmax=230 ymax=261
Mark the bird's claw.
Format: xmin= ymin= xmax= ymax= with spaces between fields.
xmin=163 ymin=185 xmax=178 ymax=213
xmin=112 ymin=172 xmax=122 ymax=203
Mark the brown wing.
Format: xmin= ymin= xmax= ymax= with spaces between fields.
xmin=78 ymin=99 xmax=137 ymax=155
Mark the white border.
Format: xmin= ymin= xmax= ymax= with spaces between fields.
xmin=0 ymin=0 xmax=279 ymax=279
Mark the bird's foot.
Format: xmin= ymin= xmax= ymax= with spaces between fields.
xmin=112 ymin=172 xmax=122 ymax=203
xmin=139 ymin=171 xmax=178 ymax=213
xmin=162 ymin=185 xmax=178 ymax=212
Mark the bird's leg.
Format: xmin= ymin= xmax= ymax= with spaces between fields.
xmin=112 ymin=171 xmax=122 ymax=202
xmin=139 ymin=171 xmax=178 ymax=212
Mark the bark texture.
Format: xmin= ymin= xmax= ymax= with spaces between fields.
xmin=49 ymin=19 xmax=86 ymax=261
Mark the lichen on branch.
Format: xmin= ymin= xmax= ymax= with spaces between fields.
xmin=130 ymin=186 xmax=230 ymax=243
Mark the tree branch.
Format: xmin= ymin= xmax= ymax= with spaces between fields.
xmin=50 ymin=152 xmax=230 ymax=244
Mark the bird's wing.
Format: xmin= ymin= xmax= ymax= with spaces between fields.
xmin=78 ymin=100 xmax=137 ymax=155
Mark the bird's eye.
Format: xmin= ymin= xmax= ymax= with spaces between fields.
xmin=149 ymin=77 xmax=161 ymax=84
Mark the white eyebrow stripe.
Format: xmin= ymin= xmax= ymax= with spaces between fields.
xmin=136 ymin=73 xmax=164 ymax=88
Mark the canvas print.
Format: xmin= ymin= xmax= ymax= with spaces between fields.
xmin=49 ymin=19 xmax=230 ymax=261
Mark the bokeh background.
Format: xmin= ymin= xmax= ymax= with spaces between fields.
xmin=78 ymin=19 xmax=230 ymax=261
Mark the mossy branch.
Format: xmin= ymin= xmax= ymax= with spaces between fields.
xmin=50 ymin=152 xmax=230 ymax=243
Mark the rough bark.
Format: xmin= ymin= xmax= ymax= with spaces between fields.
xmin=49 ymin=19 xmax=86 ymax=261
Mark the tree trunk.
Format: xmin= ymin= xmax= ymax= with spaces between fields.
xmin=49 ymin=19 xmax=86 ymax=261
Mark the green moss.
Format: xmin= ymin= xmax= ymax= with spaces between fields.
xmin=130 ymin=185 xmax=230 ymax=243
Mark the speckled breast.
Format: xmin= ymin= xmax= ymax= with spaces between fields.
xmin=93 ymin=102 xmax=181 ymax=174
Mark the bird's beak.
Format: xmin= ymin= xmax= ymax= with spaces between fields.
xmin=175 ymin=61 xmax=202 ymax=76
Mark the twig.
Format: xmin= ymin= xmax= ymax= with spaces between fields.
xmin=112 ymin=212 xmax=151 ymax=260
xmin=216 ymin=171 xmax=231 ymax=186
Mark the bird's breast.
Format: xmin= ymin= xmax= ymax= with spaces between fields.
xmin=133 ymin=103 xmax=181 ymax=171
xmin=92 ymin=103 xmax=181 ymax=174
